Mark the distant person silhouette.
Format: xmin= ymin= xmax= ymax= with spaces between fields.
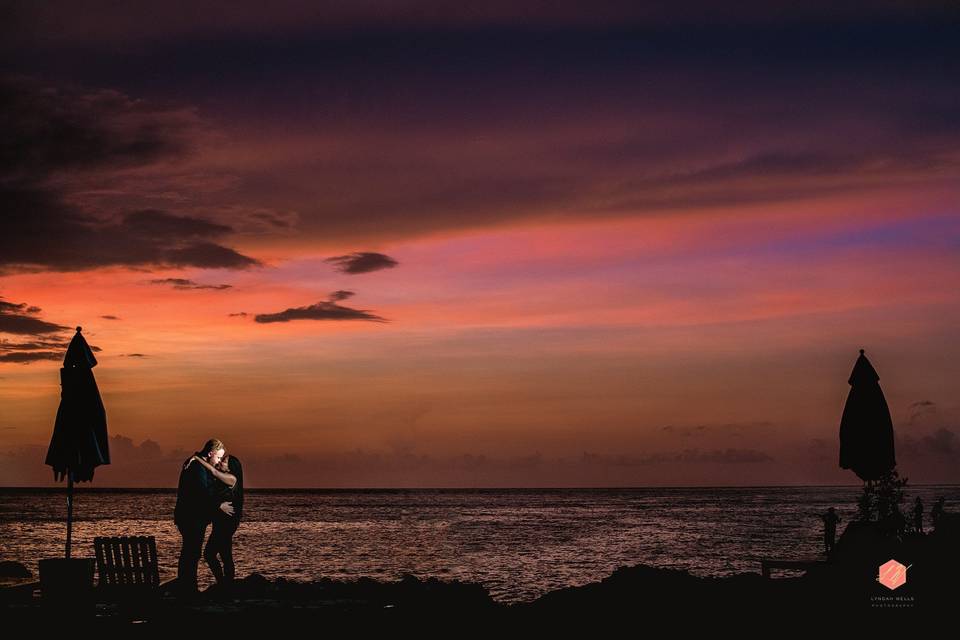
xmin=931 ymin=497 xmax=945 ymax=530
xmin=913 ymin=497 xmax=924 ymax=534
xmin=890 ymin=507 xmax=907 ymax=541
xmin=174 ymin=438 xmax=227 ymax=599
xmin=819 ymin=507 xmax=841 ymax=554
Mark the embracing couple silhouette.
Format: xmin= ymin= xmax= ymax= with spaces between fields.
xmin=173 ymin=438 xmax=244 ymax=599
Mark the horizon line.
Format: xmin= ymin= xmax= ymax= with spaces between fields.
xmin=3 ymin=483 xmax=959 ymax=491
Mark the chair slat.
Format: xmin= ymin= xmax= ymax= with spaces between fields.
xmin=94 ymin=537 xmax=108 ymax=586
xmin=110 ymin=538 xmax=124 ymax=584
xmin=129 ymin=537 xmax=141 ymax=584
xmin=146 ymin=537 xmax=159 ymax=587
xmin=120 ymin=536 xmax=133 ymax=584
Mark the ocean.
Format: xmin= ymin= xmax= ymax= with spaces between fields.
xmin=2 ymin=485 xmax=957 ymax=603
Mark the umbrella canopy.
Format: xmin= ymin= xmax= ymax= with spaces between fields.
xmin=45 ymin=327 xmax=110 ymax=482
xmin=44 ymin=327 xmax=110 ymax=559
xmin=839 ymin=349 xmax=896 ymax=482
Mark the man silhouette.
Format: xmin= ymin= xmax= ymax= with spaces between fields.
xmin=174 ymin=438 xmax=226 ymax=598
xmin=820 ymin=507 xmax=841 ymax=555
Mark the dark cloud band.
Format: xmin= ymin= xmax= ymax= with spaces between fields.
xmin=325 ymin=252 xmax=399 ymax=274
xmin=149 ymin=278 xmax=233 ymax=290
xmin=254 ymin=291 xmax=388 ymax=323
xmin=1 ymin=76 xmax=261 ymax=273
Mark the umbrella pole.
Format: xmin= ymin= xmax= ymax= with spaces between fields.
xmin=66 ymin=471 xmax=73 ymax=559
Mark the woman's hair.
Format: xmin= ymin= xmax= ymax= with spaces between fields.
xmin=200 ymin=438 xmax=225 ymax=457
xmin=226 ymin=455 xmax=242 ymax=476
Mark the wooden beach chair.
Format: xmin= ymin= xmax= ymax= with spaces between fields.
xmin=93 ymin=536 xmax=161 ymax=614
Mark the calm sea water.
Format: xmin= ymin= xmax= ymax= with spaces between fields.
xmin=2 ymin=486 xmax=958 ymax=603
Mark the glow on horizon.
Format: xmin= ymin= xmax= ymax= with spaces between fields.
xmin=2 ymin=199 xmax=958 ymax=486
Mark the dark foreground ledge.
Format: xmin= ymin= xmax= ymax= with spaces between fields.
xmin=3 ymin=521 xmax=956 ymax=628
xmin=0 ymin=565 xmax=948 ymax=630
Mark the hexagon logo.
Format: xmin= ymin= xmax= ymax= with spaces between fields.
xmin=877 ymin=559 xmax=909 ymax=590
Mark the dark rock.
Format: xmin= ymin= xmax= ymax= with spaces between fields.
xmin=234 ymin=573 xmax=270 ymax=597
xmin=0 ymin=561 xmax=31 ymax=579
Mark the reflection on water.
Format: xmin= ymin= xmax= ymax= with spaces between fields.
xmin=2 ymin=486 xmax=957 ymax=603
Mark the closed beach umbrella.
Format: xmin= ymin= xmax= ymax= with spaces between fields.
xmin=44 ymin=326 xmax=110 ymax=558
xmin=838 ymin=349 xmax=895 ymax=482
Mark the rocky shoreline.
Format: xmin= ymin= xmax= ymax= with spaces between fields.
xmin=3 ymin=517 xmax=956 ymax=627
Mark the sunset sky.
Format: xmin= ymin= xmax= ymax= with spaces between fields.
xmin=2 ymin=2 xmax=958 ymax=486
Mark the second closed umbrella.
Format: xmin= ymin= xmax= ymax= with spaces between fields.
xmin=838 ymin=349 xmax=896 ymax=482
